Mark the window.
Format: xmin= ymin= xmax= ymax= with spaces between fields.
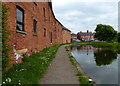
xmin=33 ymin=19 xmax=37 ymax=34
xmin=44 ymin=28 xmax=46 ymax=37
xmin=43 ymin=8 xmax=45 ymax=21
xmin=16 ymin=6 xmax=24 ymax=31
xmin=50 ymin=32 xmax=52 ymax=43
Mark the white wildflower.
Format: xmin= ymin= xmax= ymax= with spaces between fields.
xmin=6 ymin=79 xmax=8 ymax=82
xmin=8 ymin=78 xmax=11 ymax=82
xmin=19 ymin=83 xmax=21 ymax=85
xmin=3 ymin=82 xmax=5 ymax=84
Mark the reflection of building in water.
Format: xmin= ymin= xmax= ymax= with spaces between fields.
xmin=71 ymin=45 xmax=99 ymax=55
xmin=77 ymin=45 xmax=98 ymax=51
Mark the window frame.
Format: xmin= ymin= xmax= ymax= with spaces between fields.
xmin=33 ymin=19 xmax=37 ymax=35
xmin=43 ymin=8 xmax=46 ymax=22
xmin=44 ymin=28 xmax=46 ymax=37
xmin=16 ymin=6 xmax=24 ymax=31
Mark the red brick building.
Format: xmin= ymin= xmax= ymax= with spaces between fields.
xmin=77 ymin=30 xmax=94 ymax=41
xmin=3 ymin=1 xmax=71 ymax=64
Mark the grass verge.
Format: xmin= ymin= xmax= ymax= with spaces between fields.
xmin=76 ymin=72 xmax=96 ymax=86
xmin=2 ymin=44 xmax=61 ymax=84
xmin=91 ymin=42 xmax=120 ymax=54
xmin=65 ymin=46 xmax=96 ymax=86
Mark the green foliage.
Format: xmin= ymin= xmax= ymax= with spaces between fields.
xmin=94 ymin=49 xmax=117 ymax=66
xmin=94 ymin=24 xmax=117 ymax=42
xmin=92 ymin=42 xmax=120 ymax=54
xmin=65 ymin=46 xmax=95 ymax=86
xmin=69 ymin=56 xmax=76 ymax=66
xmin=2 ymin=44 xmax=61 ymax=84
xmin=76 ymin=72 xmax=95 ymax=86
xmin=2 ymin=4 xmax=11 ymax=72
xmin=118 ymin=32 xmax=120 ymax=42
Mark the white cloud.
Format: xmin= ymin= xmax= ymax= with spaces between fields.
xmin=52 ymin=0 xmax=118 ymax=33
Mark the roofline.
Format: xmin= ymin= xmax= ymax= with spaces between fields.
xmin=62 ymin=26 xmax=71 ymax=32
xmin=48 ymin=1 xmax=71 ymax=32
xmin=48 ymin=1 xmax=63 ymax=26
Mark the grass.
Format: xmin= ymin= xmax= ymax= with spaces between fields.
xmin=70 ymin=41 xmax=92 ymax=45
xmin=65 ymin=46 xmax=76 ymax=66
xmin=65 ymin=46 xmax=95 ymax=86
xmin=2 ymin=44 xmax=61 ymax=84
xmin=91 ymin=42 xmax=120 ymax=54
xmin=76 ymin=72 xmax=95 ymax=86
xmin=76 ymin=72 xmax=89 ymax=84
xmin=69 ymin=56 xmax=76 ymax=66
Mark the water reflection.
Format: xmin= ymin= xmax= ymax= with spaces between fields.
xmin=94 ymin=49 xmax=117 ymax=66
xmin=70 ymin=45 xmax=118 ymax=84
xmin=71 ymin=45 xmax=118 ymax=66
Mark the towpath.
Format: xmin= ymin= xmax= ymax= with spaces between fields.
xmin=40 ymin=45 xmax=79 ymax=84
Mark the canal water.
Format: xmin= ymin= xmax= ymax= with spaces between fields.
xmin=70 ymin=45 xmax=119 ymax=84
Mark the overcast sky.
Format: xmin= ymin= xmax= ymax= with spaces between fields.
xmin=52 ymin=0 xmax=118 ymax=34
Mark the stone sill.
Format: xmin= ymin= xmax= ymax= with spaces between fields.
xmin=16 ymin=30 xmax=27 ymax=35
xmin=33 ymin=33 xmax=38 ymax=36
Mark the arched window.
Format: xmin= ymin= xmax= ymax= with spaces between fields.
xmin=44 ymin=28 xmax=46 ymax=37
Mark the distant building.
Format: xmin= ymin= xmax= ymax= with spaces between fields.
xmin=71 ymin=33 xmax=80 ymax=42
xmin=77 ymin=30 xmax=94 ymax=41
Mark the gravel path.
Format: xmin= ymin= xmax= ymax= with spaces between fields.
xmin=40 ymin=45 xmax=80 ymax=84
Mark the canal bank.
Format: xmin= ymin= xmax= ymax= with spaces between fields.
xmin=65 ymin=45 xmax=96 ymax=85
xmin=70 ymin=44 xmax=119 ymax=84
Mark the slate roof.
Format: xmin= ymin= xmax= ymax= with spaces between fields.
xmin=71 ymin=33 xmax=77 ymax=36
xmin=79 ymin=32 xmax=93 ymax=35
xmin=62 ymin=26 xmax=71 ymax=32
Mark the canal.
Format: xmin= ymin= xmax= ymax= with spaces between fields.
xmin=70 ymin=45 xmax=119 ymax=84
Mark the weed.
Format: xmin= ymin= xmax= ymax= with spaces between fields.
xmin=2 ymin=44 xmax=61 ymax=84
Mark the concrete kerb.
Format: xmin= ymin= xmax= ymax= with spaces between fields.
xmin=64 ymin=44 xmax=96 ymax=86
xmin=64 ymin=45 xmax=89 ymax=79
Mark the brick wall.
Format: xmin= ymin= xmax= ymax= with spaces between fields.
xmin=62 ymin=29 xmax=71 ymax=43
xmin=3 ymin=2 xmax=64 ymax=64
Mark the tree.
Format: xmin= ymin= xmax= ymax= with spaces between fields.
xmin=94 ymin=24 xmax=117 ymax=42
xmin=94 ymin=49 xmax=117 ymax=66
xmin=118 ymin=32 xmax=120 ymax=42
